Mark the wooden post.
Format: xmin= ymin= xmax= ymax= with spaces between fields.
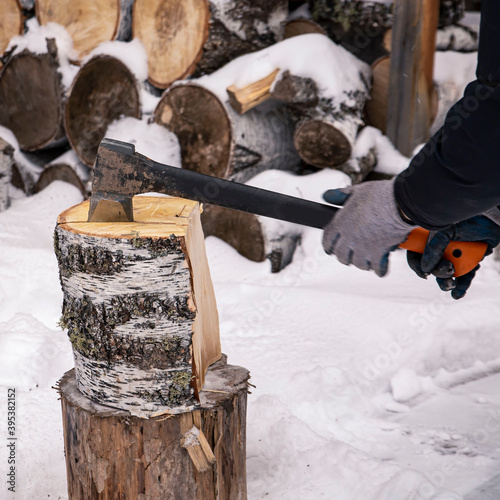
xmin=55 ymin=196 xmax=249 ymax=498
xmin=386 ymin=0 xmax=439 ymax=156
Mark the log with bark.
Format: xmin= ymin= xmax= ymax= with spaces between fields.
xmin=33 ymin=150 xmax=90 ymax=197
xmin=308 ymin=0 xmax=393 ymax=64
xmin=0 ymin=0 xmax=23 ymax=62
xmin=132 ymin=0 xmax=288 ymax=89
xmin=55 ymin=195 xmax=221 ymax=417
xmin=59 ymin=354 xmax=249 ymax=499
xmin=0 ymin=137 xmax=14 ymax=211
xmin=202 ymin=167 xmax=351 ymax=271
xmin=35 ymin=0 xmax=121 ymax=61
xmin=65 ymin=55 xmax=141 ymax=166
xmin=153 ymin=82 xmax=301 ymax=183
xmin=0 ymin=40 xmax=66 ymax=151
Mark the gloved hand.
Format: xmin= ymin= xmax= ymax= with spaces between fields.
xmin=406 ymin=213 xmax=500 ymax=299
xmin=322 ymin=179 xmax=414 ymax=277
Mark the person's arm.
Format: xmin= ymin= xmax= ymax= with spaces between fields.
xmin=394 ymin=0 xmax=500 ymax=229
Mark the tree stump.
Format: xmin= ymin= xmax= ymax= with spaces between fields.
xmin=132 ymin=0 xmax=287 ymax=89
xmin=59 ymin=354 xmax=249 ymax=499
xmin=153 ymin=82 xmax=301 ymax=183
xmin=0 ymin=0 xmax=23 ymax=61
xmin=36 ymin=0 xmax=120 ymax=61
xmin=0 ymin=43 xmax=65 ymax=151
xmin=65 ymin=55 xmax=141 ymax=166
xmin=0 ymin=137 xmax=14 ymax=211
xmin=54 ymin=195 xmax=221 ymax=417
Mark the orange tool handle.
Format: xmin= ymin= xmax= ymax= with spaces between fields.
xmin=399 ymin=227 xmax=488 ymax=277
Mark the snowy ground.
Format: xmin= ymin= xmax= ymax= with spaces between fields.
xmin=1 ymin=178 xmax=500 ymax=500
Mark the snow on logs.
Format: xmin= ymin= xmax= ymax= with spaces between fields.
xmin=55 ymin=196 xmax=222 ymax=417
xmin=65 ymin=55 xmax=141 ymax=166
xmin=132 ymin=0 xmax=288 ymax=89
xmin=153 ymin=34 xmax=372 ymax=180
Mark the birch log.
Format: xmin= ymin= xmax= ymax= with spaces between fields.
xmin=132 ymin=0 xmax=287 ymax=89
xmin=0 ymin=42 xmax=66 ymax=151
xmin=0 ymin=138 xmax=14 ymax=211
xmin=59 ymin=354 xmax=249 ymax=499
xmin=36 ymin=0 xmax=120 ymax=61
xmin=153 ymin=83 xmax=301 ymax=183
xmin=65 ymin=55 xmax=141 ymax=166
xmin=55 ymin=196 xmax=221 ymax=417
xmin=34 ymin=150 xmax=90 ymax=196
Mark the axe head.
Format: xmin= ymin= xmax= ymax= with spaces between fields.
xmin=88 ymin=138 xmax=141 ymax=222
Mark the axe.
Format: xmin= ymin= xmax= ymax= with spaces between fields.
xmin=88 ymin=138 xmax=487 ymax=277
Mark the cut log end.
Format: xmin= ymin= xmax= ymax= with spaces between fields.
xmin=0 ymin=0 xmax=23 ymax=56
xmin=65 ymin=55 xmax=141 ymax=166
xmin=36 ymin=0 xmax=120 ymax=60
xmin=0 ymin=50 xmax=63 ymax=151
xmin=294 ymin=120 xmax=352 ymax=168
xmin=201 ymin=206 xmax=265 ymax=263
xmin=153 ymin=84 xmax=232 ymax=178
xmin=132 ymin=0 xmax=209 ymax=89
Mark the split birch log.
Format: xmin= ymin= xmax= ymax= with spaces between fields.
xmin=0 ymin=138 xmax=14 ymax=211
xmin=132 ymin=0 xmax=288 ymax=89
xmin=55 ymin=195 xmax=221 ymax=417
xmin=35 ymin=0 xmax=121 ymax=61
xmin=202 ymin=168 xmax=351 ymax=271
xmin=0 ymin=41 xmax=66 ymax=151
xmin=0 ymin=0 xmax=23 ymax=61
xmin=59 ymin=354 xmax=249 ymax=499
xmin=65 ymin=55 xmax=141 ymax=166
xmin=34 ymin=150 xmax=90 ymax=196
xmin=153 ymin=82 xmax=301 ymax=183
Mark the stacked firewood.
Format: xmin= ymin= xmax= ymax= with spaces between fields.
xmin=0 ymin=0 xmax=474 ymax=271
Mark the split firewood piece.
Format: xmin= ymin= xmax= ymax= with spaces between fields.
xmin=0 ymin=41 xmax=66 ymax=151
xmin=0 ymin=0 xmax=23 ymax=60
xmin=59 ymin=355 xmax=249 ymax=499
xmin=0 ymin=137 xmax=14 ymax=211
xmin=34 ymin=150 xmax=90 ymax=197
xmin=153 ymin=82 xmax=301 ymax=183
xmin=227 ymin=69 xmax=280 ymax=114
xmin=132 ymin=0 xmax=288 ymax=90
xmin=65 ymin=55 xmax=141 ymax=166
xmin=55 ymin=196 xmax=221 ymax=417
xmin=201 ymin=168 xmax=351 ymax=272
xmin=36 ymin=0 xmax=120 ymax=61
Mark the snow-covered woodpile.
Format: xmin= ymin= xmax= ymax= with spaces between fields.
xmin=0 ymin=0 xmax=480 ymax=272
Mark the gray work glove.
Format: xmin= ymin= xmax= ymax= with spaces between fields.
xmin=322 ymin=179 xmax=414 ymax=277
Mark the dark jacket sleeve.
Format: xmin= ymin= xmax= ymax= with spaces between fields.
xmin=394 ymin=0 xmax=500 ymax=230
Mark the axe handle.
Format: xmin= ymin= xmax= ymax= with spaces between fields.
xmin=146 ymin=157 xmax=338 ymax=229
